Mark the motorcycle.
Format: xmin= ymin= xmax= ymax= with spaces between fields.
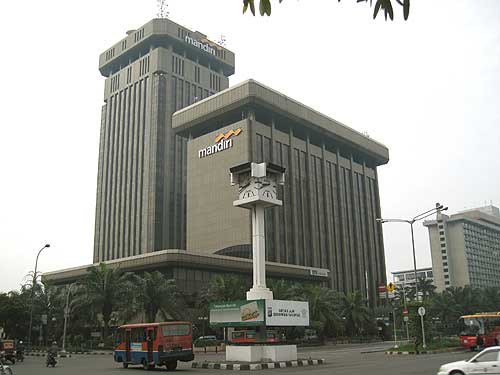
xmin=46 ymin=352 xmax=57 ymax=367
xmin=14 ymin=350 xmax=23 ymax=363
xmin=0 ymin=353 xmax=13 ymax=375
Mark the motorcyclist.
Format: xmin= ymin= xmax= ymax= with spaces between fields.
xmin=16 ymin=340 xmax=24 ymax=361
xmin=46 ymin=341 xmax=58 ymax=367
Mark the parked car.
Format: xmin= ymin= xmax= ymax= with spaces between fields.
xmin=193 ymin=335 xmax=219 ymax=347
xmin=437 ymin=346 xmax=500 ymax=375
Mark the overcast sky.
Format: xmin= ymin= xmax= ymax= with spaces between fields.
xmin=1 ymin=0 xmax=499 ymax=293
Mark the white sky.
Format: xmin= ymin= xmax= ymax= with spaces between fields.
xmin=1 ymin=0 xmax=499 ymax=292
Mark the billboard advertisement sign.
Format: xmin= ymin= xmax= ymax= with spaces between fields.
xmin=210 ymin=300 xmax=265 ymax=327
xmin=209 ymin=299 xmax=309 ymax=327
xmin=265 ymin=300 xmax=309 ymax=326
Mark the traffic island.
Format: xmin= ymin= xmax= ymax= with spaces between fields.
xmin=192 ymin=358 xmax=325 ymax=371
xmin=385 ymin=347 xmax=464 ymax=355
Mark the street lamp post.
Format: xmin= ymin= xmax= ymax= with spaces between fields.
xmin=61 ymin=283 xmax=76 ymax=356
xmin=28 ymin=243 xmax=50 ymax=350
xmin=377 ymin=203 xmax=447 ymax=302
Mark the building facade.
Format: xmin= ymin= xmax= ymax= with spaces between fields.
xmin=45 ymin=19 xmax=391 ymax=306
xmin=391 ymin=267 xmax=434 ymax=289
xmin=94 ymin=19 xmax=235 ymax=262
xmin=424 ymin=205 xmax=500 ymax=292
xmin=174 ymin=80 xmax=389 ymax=304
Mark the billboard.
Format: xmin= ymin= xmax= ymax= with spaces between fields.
xmin=210 ymin=300 xmax=265 ymax=327
xmin=265 ymin=300 xmax=309 ymax=326
xmin=209 ymin=299 xmax=309 ymax=327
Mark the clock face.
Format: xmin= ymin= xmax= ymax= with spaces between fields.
xmin=238 ymin=178 xmax=277 ymax=201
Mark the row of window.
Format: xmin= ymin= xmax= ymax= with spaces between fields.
xmin=172 ymin=55 xmax=185 ymax=76
xmin=210 ymin=72 xmax=221 ymax=91
xmin=110 ymin=57 xmax=150 ymax=92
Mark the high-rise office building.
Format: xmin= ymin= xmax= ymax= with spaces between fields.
xmin=45 ymin=19 xmax=390 ymax=305
xmin=424 ymin=205 xmax=500 ymax=292
xmin=94 ymin=19 xmax=235 ymax=262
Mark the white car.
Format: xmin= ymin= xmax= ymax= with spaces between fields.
xmin=437 ymin=346 xmax=500 ymax=375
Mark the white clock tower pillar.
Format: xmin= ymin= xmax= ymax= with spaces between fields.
xmin=230 ymin=162 xmax=285 ymax=301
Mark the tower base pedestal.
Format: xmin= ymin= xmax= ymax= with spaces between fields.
xmin=246 ymin=287 xmax=273 ymax=301
xmin=226 ymin=345 xmax=297 ymax=362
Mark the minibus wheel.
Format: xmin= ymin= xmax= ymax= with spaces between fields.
xmin=166 ymin=361 xmax=177 ymax=371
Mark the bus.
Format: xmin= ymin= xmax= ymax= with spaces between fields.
xmin=230 ymin=330 xmax=280 ymax=344
xmin=458 ymin=312 xmax=500 ymax=351
xmin=114 ymin=321 xmax=194 ymax=370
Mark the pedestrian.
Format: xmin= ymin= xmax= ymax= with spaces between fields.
xmin=476 ymin=334 xmax=484 ymax=351
xmin=413 ymin=336 xmax=420 ymax=354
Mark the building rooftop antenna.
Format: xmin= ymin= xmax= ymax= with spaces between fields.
xmin=157 ymin=0 xmax=169 ymax=19
xmin=218 ymin=35 xmax=227 ymax=47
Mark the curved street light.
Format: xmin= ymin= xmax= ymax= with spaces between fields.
xmin=27 ymin=243 xmax=51 ymax=349
xmin=376 ymin=203 xmax=448 ymax=301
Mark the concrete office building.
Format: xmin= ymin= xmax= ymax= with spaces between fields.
xmin=44 ymin=19 xmax=330 ymax=293
xmin=424 ymin=205 xmax=500 ymax=292
xmin=94 ymin=18 xmax=234 ymax=262
xmin=44 ymin=19 xmax=391 ymax=305
xmin=174 ymin=79 xmax=389 ymax=304
xmin=391 ymin=267 xmax=434 ymax=289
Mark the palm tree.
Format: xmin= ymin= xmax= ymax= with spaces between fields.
xmin=81 ymin=263 xmax=133 ymax=339
xmin=267 ymin=279 xmax=296 ymax=300
xmin=294 ymin=283 xmax=342 ymax=338
xmin=205 ymin=274 xmax=248 ymax=302
xmin=132 ymin=271 xmax=180 ymax=322
xmin=481 ymin=287 xmax=500 ymax=311
xmin=342 ymin=291 xmax=372 ymax=336
xmin=417 ymin=277 xmax=436 ymax=300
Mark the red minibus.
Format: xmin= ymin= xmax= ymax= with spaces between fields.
xmin=230 ymin=330 xmax=280 ymax=344
xmin=114 ymin=321 xmax=194 ymax=370
xmin=459 ymin=312 xmax=500 ymax=351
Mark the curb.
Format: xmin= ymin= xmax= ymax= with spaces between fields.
xmin=26 ymin=351 xmax=113 ymax=357
xmin=192 ymin=359 xmax=325 ymax=370
xmin=386 ymin=348 xmax=464 ymax=355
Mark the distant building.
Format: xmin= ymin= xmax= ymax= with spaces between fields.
xmin=423 ymin=205 xmax=500 ymax=292
xmin=391 ymin=267 xmax=434 ymax=289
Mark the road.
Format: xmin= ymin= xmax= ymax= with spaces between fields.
xmin=9 ymin=343 xmax=472 ymax=375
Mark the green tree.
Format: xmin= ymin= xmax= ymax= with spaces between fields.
xmin=481 ymin=287 xmax=500 ymax=311
xmin=242 ymin=0 xmax=410 ymax=21
xmin=132 ymin=271 xmax=181 ymax=322
xmin=0 ymin=291 xmax=30 ymax=340
xmin=342 ymin=291 xmax=372 ymax=336
xmin=267 ymin=279 xmax=296 ymax=300
xmin=81 ymin=263 xmax=133 ymax=339
xmin=205 ymin=274 xmax=249 ymax=302
xmin=294 ymin=283 xmax=343 ymax=338
xmin=417 ymin=277 xmax=436 ymax=300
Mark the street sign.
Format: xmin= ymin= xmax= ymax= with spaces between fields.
xmin=387 ymin=283 xmax=396 ymax=293
xmin=378 ymin=284 xmax=387 ymax=299
xmin=91 ymin=332 xmax=101 ymax=338
xmin=418 ymin=306 xmax=426 ymax=316
xmin=403 ymin=316 xmax=409 ymax=322
xmin=403 ymin=308 xmax=409 ymax=316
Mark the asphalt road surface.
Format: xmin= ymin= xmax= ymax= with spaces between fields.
xmin=9 ymin=343 xmax=473 ymax=375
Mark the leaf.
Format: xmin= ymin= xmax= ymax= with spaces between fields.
xmin=243 ymin=0 xmax=249 ymax=14
xmin=373 ymin=0 xmax=382 ymax=19
xmin=403 ymin=0 xmax=410 ymax=20
xmin=249 ymin=0 xmax=256 ymax=15
xmin=386 ymin=0 xmax=394 ymax=20
xmin=259 ymin=0 xmax=271 ymax=16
